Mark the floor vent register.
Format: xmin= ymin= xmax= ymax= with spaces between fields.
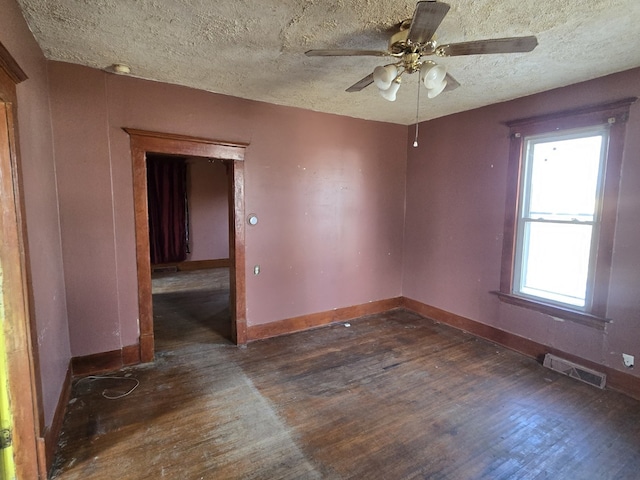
xmin=543 ymin=353 xmax=606 ymax=389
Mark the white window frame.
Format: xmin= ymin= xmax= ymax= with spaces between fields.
xmin=513 ymin=126 xmax=609 ymax=311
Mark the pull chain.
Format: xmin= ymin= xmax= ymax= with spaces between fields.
xmin=413 ymin=76 xmax=420 ymax=147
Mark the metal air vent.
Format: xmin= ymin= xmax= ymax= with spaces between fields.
xmin=543 ymin=353 xmax=606 ymax=389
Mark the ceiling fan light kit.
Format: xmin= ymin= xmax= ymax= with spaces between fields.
xmin=421 ymin=61 xmax=445 ymax=89
xmin=420 ymin=61 xmax=447 ymax=98
xmin=306 ymin=0 xmax=538 ymax=106
xmin=427 ymin=80 xmax=447 ymax=98
xmin=379 ymin=78 xmax=402 ymax=101
xmin=373 ymin=65 xmax=398 ymax=90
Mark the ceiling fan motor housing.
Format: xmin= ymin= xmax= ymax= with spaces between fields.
xmin=390 ymin=28 xmax=410 ymax=54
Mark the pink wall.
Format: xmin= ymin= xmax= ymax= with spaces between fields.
xmin=187 ymin=160 xmax=229 ymax=261
xmin=48 ymin=66 xmax=126 ymax=357
xmin=47 ymin=62 xmax=407 ymax=354
xmin=4 ymin=0 xmax=639 ymax=433
xmin=403 ymin=68 xmax=640 ymax=379
xmin=0 ymin=0 xmax=71 ymax=427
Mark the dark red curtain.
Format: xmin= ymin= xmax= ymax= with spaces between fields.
xmin=147 ymin=155 xmax=188 ymax=264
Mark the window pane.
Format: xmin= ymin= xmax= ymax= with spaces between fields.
xmin=520 ymin=221 xmax=592 ymax=307
xmin=527 ymin=135 xmax=602 ymax=221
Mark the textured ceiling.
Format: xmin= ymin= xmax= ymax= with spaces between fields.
xmin=17 ymin=0 xmax=640 ymax=125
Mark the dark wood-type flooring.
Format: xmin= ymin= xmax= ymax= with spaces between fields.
xmin=51 ymin=268 xmax=640 ymax=479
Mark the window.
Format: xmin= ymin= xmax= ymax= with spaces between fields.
xmin=496 ymin=98 xmax=636 ymax=329
xmin=515 ymin=127 xmax=606 ymax=309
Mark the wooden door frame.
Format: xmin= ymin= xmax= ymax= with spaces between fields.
xmin=125 ymin=129 xmax=248 ymax=361
xmin=0 ymin=42 xmax=45 ymax=478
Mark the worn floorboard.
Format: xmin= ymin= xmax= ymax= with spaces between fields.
xmin=51 ymin=269 xmax=640 ymax=479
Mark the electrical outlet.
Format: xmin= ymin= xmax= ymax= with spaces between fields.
xmin=622 ymin=353 xmax=634 ymax=368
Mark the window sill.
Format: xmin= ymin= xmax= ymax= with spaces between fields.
xmin=491 ymin=291 xmax=610 ymax=331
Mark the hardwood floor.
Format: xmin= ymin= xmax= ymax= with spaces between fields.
xmin=151 ymin=268 xmax=233 ymax=349
xmin=51 ymin=271 xmax=640 ymax=479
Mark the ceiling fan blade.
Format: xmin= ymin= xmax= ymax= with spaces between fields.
xmin=407 ymin=1 xmax=451 ymax=45
xmin=438 ymin=36 xmax=538 ymax=56
xmin=305 ymin=49 xmax=390 ymax=57
xmin=443 ymin=73 xmax=460 ymax=92
xmin=346 ymin=73 xmax=374 ymax=92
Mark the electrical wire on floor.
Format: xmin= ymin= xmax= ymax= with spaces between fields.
xmin=76 ymin=375 xmax=140 ymax=399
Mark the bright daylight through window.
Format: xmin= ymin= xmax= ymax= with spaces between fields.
xmin=514 ymin=128 xmax=607 ymax=309
xmin=497 ymin=98 xmax=635 ymax=327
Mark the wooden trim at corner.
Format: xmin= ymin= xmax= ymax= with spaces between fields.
xmin=71 ymin=344 xmax=141 ymax=377
xmin=247 ymin=297 xmax=403 ymax=342
xmin=122 ymin=344 xmax=141 ymax=366
xmin=45 ymin=348 xmax=140 ymax=474
xmin=0 ymin=72 xmax=42 ymax=478
xmin=139 ymin=334 xmax=154 ymax=363
xmin=123 ymin=128 xmax=248 ymax=161
xmin=401 ymin=297 xmax=640 ymax=401
xmin=37 ymin=437 xmax=47 ymax=480
xmin=229 ymin=160 xmax=247 ymax=345
xmin=504 ymin=97 xmax=638 ymax=129
xmin=402 ymin=298 xmax=544 ymax=357
xmin=0 ymin=40 xmax=28 ymax=84
xmin=605 ymin=368 xmax=640 ymax=402
xmin=72 ymin=350 xmax=122 ymax=376
xmin=43 ymin=361 xmax=72 ymax=473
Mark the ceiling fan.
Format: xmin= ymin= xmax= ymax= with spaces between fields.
xmin=305 ymin=0 xmax=538 ymax=101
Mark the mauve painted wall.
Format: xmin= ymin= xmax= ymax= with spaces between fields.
xmin=404 ymin=68 xmax=640 ymax=379
xmin=0 ymin=0 xmax=71 ymax=427
xmin=187 ymin=160 xmax=229 ymax=261
xmin=47 ymin=62 xmax=407 ymax=355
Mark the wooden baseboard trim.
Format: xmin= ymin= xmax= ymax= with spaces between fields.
xmin=139 ymin=333 xmax=154 ymax=363
xmin=72 ymin=344 xmax=141 ymax=377
xmin=247 ymin=297 xmax=403 ymax=341
xmin=68 ymin=297 xmax=638 ymax=401
xmin=37 ymin=437 xmax=47 ymax=480
xmin=43 ymin=361 xmax=72 ymax=474
xmin=402 ymin=297 xmax=640 ymax=401
xmin=604 ymin=367 xmax=640 ymax=401
xmin=152 ymin=258 xmax=231 ymax=272
xmin=122 ymin=344 xmax=141 ymax=366
xmin=402 ymin=298 xmax=544 ymax=358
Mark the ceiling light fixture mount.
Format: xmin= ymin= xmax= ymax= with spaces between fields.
xmin=110 ymin=63 xmax=131 ymax=75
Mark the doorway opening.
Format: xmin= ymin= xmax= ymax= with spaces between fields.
xmin=148 ymin=155 xmax=233 ymax=350
xmin=126 ymin=129 xmax=248 ymax=362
